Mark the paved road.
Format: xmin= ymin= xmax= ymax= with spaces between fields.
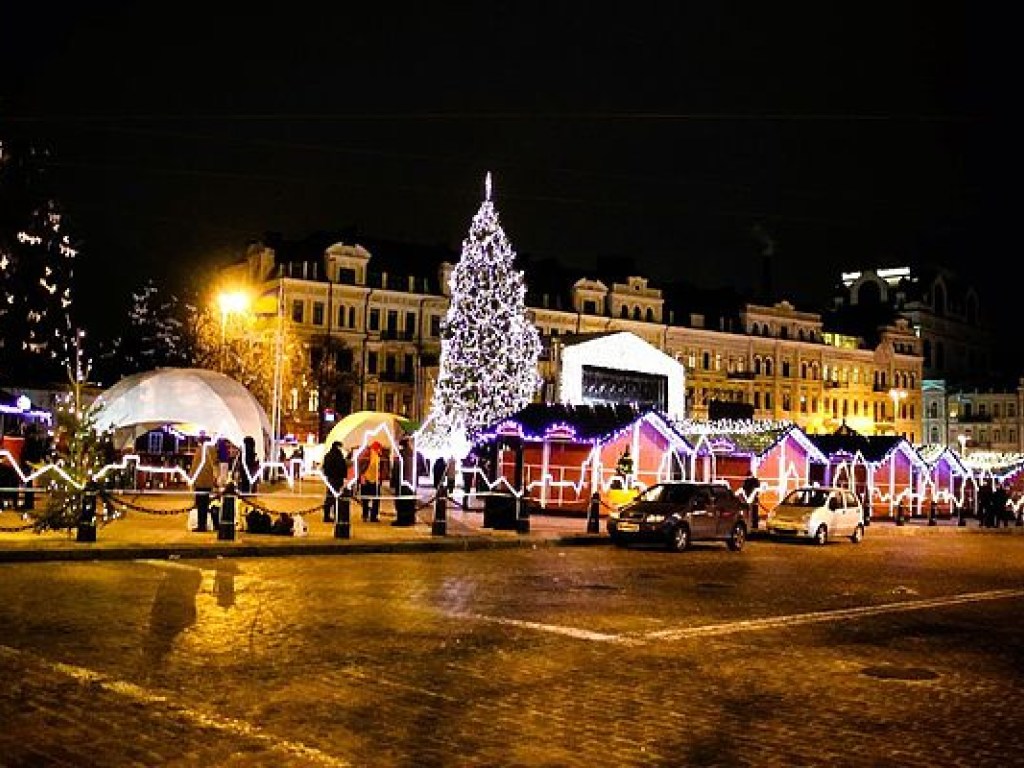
xmin=0 ymin=532 xmax=1022 ymax=767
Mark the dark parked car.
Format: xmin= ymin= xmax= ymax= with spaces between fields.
xmin=607 ymin=481 xmax=748 ymax=551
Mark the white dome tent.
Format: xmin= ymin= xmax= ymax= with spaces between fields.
xmin=91 ymin=368 xmax=272 ymax=460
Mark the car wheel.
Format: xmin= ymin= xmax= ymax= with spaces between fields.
xmin=609 ymin=532 xmax=624 ymax=547
xmin=813 ymin=523 xmax=828 ymax=546
xmin=668 ymin=524 xmax=691 ymax=552
xmin=850 ymin=524 xmax=864 ymax=544
xmin=727 ymin=523 xmax=747 ymax=551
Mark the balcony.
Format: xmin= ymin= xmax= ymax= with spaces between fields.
xmin=380 ymin=329 xmax=415 ymax=341
xmin=952 ymin=413 xmax=993 ymax=424
xmin=379 ymin=370 xmax=414 ymax=383
xmin=726 ymin=370 xmax=756 ymax=380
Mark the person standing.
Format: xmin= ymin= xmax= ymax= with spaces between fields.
xmin=742 ymin=473 xmax=761 ymax=529
xmin=359 ymin=442 xmax=382 ymax=522
xmin=236 ymin=436 xmax=260 ymax=495
xmin=190 ymin=435 xmax=218 ymax=532
xmin=616 ymin=446 xmax=634 ymax=483
xmin=322 ymin=441 xmax=348 ymax=522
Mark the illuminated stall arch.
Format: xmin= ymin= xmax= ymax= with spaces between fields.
xmin=475 ymin=403 xmax=694 ymax=513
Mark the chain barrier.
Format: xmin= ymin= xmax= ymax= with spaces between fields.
xmin=101 ymin=491 xmax=194 ymax=517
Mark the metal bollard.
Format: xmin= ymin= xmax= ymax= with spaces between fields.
xmin=958 ymin=503 xmax=967 ymax=527
xmin=1017 ymin=507 xmax=1023 ymax=528
xmin=218 ymin=485 xmax=236 ymax=541
xmin=334 ymin=494 xmax=351 ymax=539
xmin=76 ymin=483 xmax=98 ymax=543
xmin=928 ymin=499 xmax=937 ymax=526
xmin=863 ymin=501 xmax=872 ymax=527
xmin=516 ymin=495 xmax=530 ymax=534
xmin=432 ymin=487 xmax=447 ymax=536
xmin=587 ymin=492 xmax=600 ymax=534
xmin=896 ymin=502 xmax=906 ymax=526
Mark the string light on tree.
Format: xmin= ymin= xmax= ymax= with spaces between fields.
xmin=417 ymin=173 xmax=542 ymax=459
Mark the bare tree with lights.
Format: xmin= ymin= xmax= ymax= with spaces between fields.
xmin=0 ymin=139 xmax=80 ymax=386
xmin=417 ymin=173 xmax=541 ymax=458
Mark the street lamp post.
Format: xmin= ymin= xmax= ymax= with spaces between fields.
xmin=217 ymin=290 xmax=250 ymax=372
xmin=888 ymin=388 xmax=907 ymax=437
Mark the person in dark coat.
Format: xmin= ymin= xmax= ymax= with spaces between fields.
xmin=235 ymin=436 xmax=260 ymax=495
xmin=321 ymin=441 xmax=348 ymax=522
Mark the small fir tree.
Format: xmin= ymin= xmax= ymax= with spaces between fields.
xmin=35 ymin=332 xmax=109 ymax=532
xmin=418 ymin=173 xmax=541 ymax=457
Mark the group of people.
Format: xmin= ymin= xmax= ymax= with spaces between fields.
xmin=978 ymin=482 xmax=1016 ymax=528
xmin=189 ymin=433 xmax=262 ymax=532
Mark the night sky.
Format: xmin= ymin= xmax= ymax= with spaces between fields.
xmin=1 ymin=4 xmax=1013 ymax=337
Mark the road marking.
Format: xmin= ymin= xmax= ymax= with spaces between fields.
xmin=0 ymin=644 xmax=351 ymax=767
xmin=449 ymin=613 xmax=638 ymax=644
xmin=451 ymin=589 xmax=1024 ymax=645
xmin=644 ymin=588 xmax=1024 ymax=641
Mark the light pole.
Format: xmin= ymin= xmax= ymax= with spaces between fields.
xmin=957 ymin=434 xmax=968 ymax=457
xmin=888 ymin=388 xmax=907 ymax=437
xmin=217 ymin=290 xmax=249 ymax=372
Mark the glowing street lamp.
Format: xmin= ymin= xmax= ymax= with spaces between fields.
xmin=957 ymin=434 xmax=968 ymax=456
xmin=217 ymin=290 xmax=250 ymax=370
xmin=888 ymin=388 xmax=907 ymax=435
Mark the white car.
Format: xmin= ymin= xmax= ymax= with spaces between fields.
xmin=766 ymin=486 xmax=865 ymax=545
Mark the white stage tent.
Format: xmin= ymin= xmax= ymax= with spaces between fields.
xmin=91 ymin=368 xmax=272 ymax=459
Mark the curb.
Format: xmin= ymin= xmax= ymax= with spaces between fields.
xmin=0 ymin=533 xmax=608 ymax=564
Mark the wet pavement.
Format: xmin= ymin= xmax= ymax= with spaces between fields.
xmin=0 ymin=530 xmax=1022 ymax=766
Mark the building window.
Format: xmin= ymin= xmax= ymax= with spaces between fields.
xmin=312 ymin=301 xmax=325 ymax=326
xmin=387 ymin=310 xmax=399 ymax=334
xmin=367 ymin=393 xmax=377 ymax=411
xmin=782 ymin=361 xmax=790 ymax=377
xmin=430 ymin=315 xmax=441 ymax=337
xmin=348 ymin=306 xmax=356 ymax=327
xmin=583 ymin=299 xmax=597 ymax=314
xmin=367 ymin=352 xmax=378 ymax=374
xmin=405 ymin=311 xmax=416 ymax=336
xmin=385 ymin=393 xmax=395 ymax=413
xmin=765 ymin=392 xmax=772 ymax=410
xmin=337 ymin=305 xmax=347 ymax=328
xmin=646 ymin=308 xmax=654 ymax=322
xmin=369 ymin=309 xmax=380 ymax=331
xmin=291 ymin=300 xmax=304 ymax=323
xmin=753 ymin=391 xmax=761 ymax=408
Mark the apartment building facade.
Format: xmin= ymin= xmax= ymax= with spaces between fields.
xmin=224 ymin=238 xmax=929 ymax=444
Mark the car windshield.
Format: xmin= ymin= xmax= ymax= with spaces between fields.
xmin=637 ymin=484 xmax=696 ymax=504
xmin=782 ymin=488 xmax=829 ymax=507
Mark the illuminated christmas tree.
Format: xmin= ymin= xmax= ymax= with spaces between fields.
xmin=418 ymin=173 xmax=541 ymax=457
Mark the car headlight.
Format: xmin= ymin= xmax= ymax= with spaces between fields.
xmin=609 ymin=509 xmax=620 ymax=521
xmin=645 ymin=514 xmax=666 ymax=523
